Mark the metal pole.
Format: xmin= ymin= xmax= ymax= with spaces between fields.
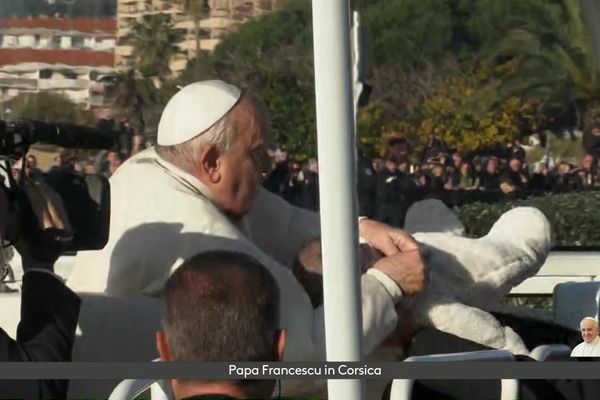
xmin=351 ymin=11 xmax=361 ymax=127
xmin=310 ymin=0 xmax=364 ymax=399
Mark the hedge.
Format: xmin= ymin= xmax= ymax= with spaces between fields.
xmin=458 ymin=191 xmax=600 ymax=247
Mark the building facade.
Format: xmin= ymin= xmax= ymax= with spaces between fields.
xmin=0 ymin=17 xmax=116 ymax=110
xmin=116 ymin=0 xmax=285 ymax=75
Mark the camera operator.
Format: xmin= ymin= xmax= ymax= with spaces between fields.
xmin=0 ymin=179 xmax=81 ymax=399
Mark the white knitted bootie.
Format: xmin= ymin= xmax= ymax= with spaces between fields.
xmin=403 ymin=202 xmax=552 ymax=354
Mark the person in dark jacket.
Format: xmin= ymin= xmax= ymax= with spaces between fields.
xmin=481 ymin=157 xmax=502 ymax=191
xmin=356 ymin=148 xmax=378 ymax=218
xmin=0 ymin=181 xmax=80 ymax=399
xmin=421 ymin=134 xmax=445 ymax=164
xmin=583 ymin=126 xmax=600 ymax=159
xmin=297 ymin=159 xmax=320 ymax=211
xmin=530 ymin=162 xmax=551 ymax=194
xmin=552 ymin=162 xmax=575 ymax=193
xmin=262 ymin=147 xmax=290 ymax=197
xmin=375 ymin=155 xmax=416 ymax=227
xmin=118 ymin=117 xmax=135 ymax=159
xmin=501 ymin=157 xmax=529 ymax=196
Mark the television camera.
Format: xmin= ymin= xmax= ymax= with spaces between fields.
xmin=0 ymin=118 xmax=113 ymax=259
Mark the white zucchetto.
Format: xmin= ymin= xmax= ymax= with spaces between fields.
xmin=157 ymin=80 xmax=242 ymax=146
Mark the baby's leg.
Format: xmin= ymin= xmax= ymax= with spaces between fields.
xmin=412 ymin=207 xmax=551 ymax=306
xmin=421 ymin=298 xmax=529 ymax=355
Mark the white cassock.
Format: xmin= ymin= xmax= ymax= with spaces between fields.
xmin=68 ymin=147 xmax=401 ymax=363
xmin=571 ymin=336 xmax=600 ymax=357
xmin=63 ymin=148 xmax=550 ymax=399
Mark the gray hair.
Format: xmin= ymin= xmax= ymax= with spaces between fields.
xmin=580 ymin=317 xmax=599 ymax=328
xmin=156 ymin=111 xmax=237 ymax=167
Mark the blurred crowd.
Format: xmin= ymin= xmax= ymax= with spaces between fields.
xmin=263 ymin=129 xmax=600 ymax=228
xmin=14 ymin=114 xmax=600 ymax=232
xmin=12 ymin=117 xmax=153 ymax=182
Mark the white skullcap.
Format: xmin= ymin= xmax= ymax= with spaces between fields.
xmin=581 ymin=317 xmax=599 ymax=326
xmin=157 ymin=80 xmax=242 ymax=146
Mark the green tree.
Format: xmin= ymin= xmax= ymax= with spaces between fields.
xmin=415 ymin=67 xmax=540 ymax=153
xmin=360 ymin=0 xmax=455 ymax=67
xmin=129 ymin=14 xmax=185 ymax=82
xmin=358 ymin=62 xmax=540 ymax=156
xmin=174 ymin=0 xmax=599 ymax=157
xmin=179 ymin=0 xmax=316 ymax=157
xmin=176 ymin=0 xmax=209 ymax=57
xmin=105 ymin=71 xmax=157 ymax=134
xmin=470 ymin=0 xmax=598 ymax=127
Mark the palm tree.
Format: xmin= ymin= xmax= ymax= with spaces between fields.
xmin=105 ymin=70 xmax=156 ymax=134
xmin=579 ymin=0 xmax=600 ymax=73
xmin=129 ymin=14 xmax=185 ymax=82
xmin=471 ymin=0 xmax=599 ymax=128
xmin=176 ymin=0 xmax=209 ymax=58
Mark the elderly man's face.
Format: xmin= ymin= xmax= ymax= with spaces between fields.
xmin=215 ymin=97 xmax=268 ymax=219
xmin=581 ymin=319 xmax=599 ymax=343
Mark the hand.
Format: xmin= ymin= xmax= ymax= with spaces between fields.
xmin=373 ymin=249 xmax=427 ymax=296
xmin=16 ymin=181 xmax=72 ymax=270
xmin=359 ymin=218 xmax=419 ymax=256
xmin=359 ymin=243 xmax=383 ymax=272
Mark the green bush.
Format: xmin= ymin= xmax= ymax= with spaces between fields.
xmin=458 ymin=191 xmax=600 ymax=247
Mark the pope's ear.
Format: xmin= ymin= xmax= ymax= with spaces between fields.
xmin=200 ymin=144 xmax=222 ymax=183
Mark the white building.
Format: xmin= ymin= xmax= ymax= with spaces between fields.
xmin=116 ymin=0 xmax=285 ymax=75
xmin=0 ymin=18 xmax=117 ymax=109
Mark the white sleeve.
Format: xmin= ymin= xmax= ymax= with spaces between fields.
xmin=571 ymin=342 xmax=585 ymax=357
xmin=307 ymin=273 xmax=400 ymax=359
xmin=280 ymin=271 xmax=400 ymax=396
xmin=247 ymin=187 xmax=320 ymax=268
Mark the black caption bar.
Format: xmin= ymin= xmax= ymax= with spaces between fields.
xmin=0 ymin=362 xmax=598 ymax=380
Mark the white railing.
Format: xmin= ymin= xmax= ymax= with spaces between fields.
xmin=4 ymin=251 xmax=599 ymax=296
xmin=5 ymin=251 xmax=600 ymax=295
xmin=510 ymin=251 xmax=600 ymax=295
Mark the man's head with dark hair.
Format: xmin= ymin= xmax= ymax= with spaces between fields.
xmin=388 ymin=134 xmax=409 ymax=158
xmin=156 ymin=250 xmax=285 ymax=399
xmin=509 ymin=157 xmax=522 ymax=172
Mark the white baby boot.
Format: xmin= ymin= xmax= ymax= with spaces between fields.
xmin=404 ymin=202 xmax=552 ymax=355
